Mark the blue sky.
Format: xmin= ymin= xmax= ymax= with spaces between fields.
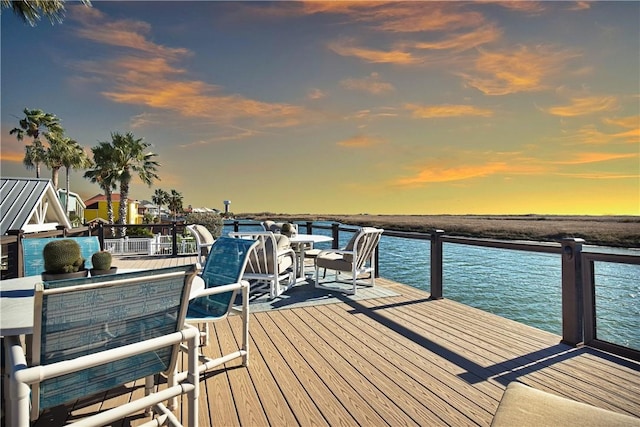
xmin=1 ymin=1 xmax=638 ymax=215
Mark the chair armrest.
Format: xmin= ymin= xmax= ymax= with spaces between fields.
xmin=316 ymin=248 xmax=354 ymax=257
xmin=191 ymin=281 xmax=248 ymax=298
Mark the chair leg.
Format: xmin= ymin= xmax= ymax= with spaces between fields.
xmin=241 ymin=282 xmax=250 ymax=367
xmin=145 ymin=375 xmax=155 ymax=415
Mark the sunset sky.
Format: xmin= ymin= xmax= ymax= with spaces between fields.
xmin=1 ymin=1 xmax=638 ymax=215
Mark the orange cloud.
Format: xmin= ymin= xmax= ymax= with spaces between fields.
xmin=340 ymin=72 xmax=395 ymax=94
xmin=404 ymin=103 xmax=494 ymax=118
xmin=303 ymin=2 xmax=485 ymax=33
xmin=328 ymin=39 xmax=422 ymax=64
xmin=460 ymin=45 xmax=579 ymax=95
xmin=70 ymin=6 xmax=189 ymax=59
xmin=554 ymin=152 xmax=638 ymax=165
xmin=545 ymin=96 xmax=619 ymax=117
xmin=337 ymin=135 xmax=385 ymax=148
xmin=603 ymin=115 xmax=639 ymax=129
xmin=394 ymin=162 xmax=510 ymax=186
xmin=492 ymin=1 xmax=546 ymax=14
xmin=413 ymin=25 xmax=501 ymax=52
xmin=69 ymin=7 xmax=307 ymax=131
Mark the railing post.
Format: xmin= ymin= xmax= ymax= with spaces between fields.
xmin=305 ymin=221 xmax=313 ymax=234
xmin=97 ymin=223 xmax=105 ymax=250
xmin=331 ymin=223 xmax=340 ymax=249
xmin=172 ymin=223 xmax=178 ymax=257
xmin=233 ymin=220 xmax=240 ymax=232
xmin=8 ymin=230 xmax=24 ymax=278
xmin=430 ymin=229 xmax=445 ymax=300
xmin=561 ymin=238 xmax=585 ymax=346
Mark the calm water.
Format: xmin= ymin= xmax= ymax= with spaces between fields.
xmin=224 ymin=223 xmax=639 ymax=350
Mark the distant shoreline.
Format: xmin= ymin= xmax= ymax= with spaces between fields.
xmin=237 ymin=213 xmax=640 ymax=248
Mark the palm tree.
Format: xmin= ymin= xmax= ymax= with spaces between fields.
xmin=1 ymin=0 xmax=91 ymax=26
xmin=167 ymin=189 xmax=183 ymax=221
xmin=11 ymin=108 xmax=63 ymax=179
xmin=22 ymin=140 xmax=47 ymax=178
xmin=61 ymin=139 xmax=92 ymax=214
xmin=111 ymin=132 xmax=160 ymax=237
xmin=152 ymin=188 xmax=169 ymax=221
xmin=84 ymin=142 xmax=119 ymax=228
xmin=44 ymin=133 xmax=67 ymax=190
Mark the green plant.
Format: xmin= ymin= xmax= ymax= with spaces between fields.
xmin=43 ymin=239 xmax=85 ymax=273
xmin=91 ymin=251 xmax=112 ymax=270
xmin=185 ymin=212 xmax=224 ymax=238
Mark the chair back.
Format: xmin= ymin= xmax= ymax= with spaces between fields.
xmin=188 ymin=237 xmax=258 ymax=318
xmin=187 ymin=224 xmax=215 ymax=264
xmin=347 ymin=227 xmax=384 ymax=269
xmin=31 ymin=265 xmax=196 ymax=416
xmin=229 ymin=232 xmax=292 ymax=276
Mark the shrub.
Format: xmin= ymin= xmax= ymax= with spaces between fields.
xmin=185 ymin=212 xmax=224 ymax=238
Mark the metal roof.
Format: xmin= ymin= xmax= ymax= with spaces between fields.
xmin=0 ymin=177 xmax=72 ymax=235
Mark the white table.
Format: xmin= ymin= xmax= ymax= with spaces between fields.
xmin=288 ymin=234 xmax=333 ymax=279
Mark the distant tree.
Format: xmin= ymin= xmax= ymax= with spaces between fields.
xmin=60 ymin=139 xmax=92 ymax=214
xmin=22 ymin=139 xmax=47 ymax=178
xmin=167 ymin=189 xmax=183 ymax=221
xmin=152 ymin=188 xmax=170 ymax=221
xmin=111 ymin=132 xmax=160 ymax=237
xmin=185 ymin=212 xmax=224 ymax=239
xmin=84 ymin=142 xmax=119 ymax=227
xmin=1 ymin=0 xmax=91 ymax=26
xmin=10 ymin=108 xmax=63 ymax=178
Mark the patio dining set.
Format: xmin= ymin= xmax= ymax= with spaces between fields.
xmin=1 ymin=224 xmax=384 ymax=426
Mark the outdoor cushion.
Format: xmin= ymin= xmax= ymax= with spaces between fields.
xmin=316 ymin=252 xmax=351 ymax=272
xmin=491 ymin=382 xmax=640 ymax=427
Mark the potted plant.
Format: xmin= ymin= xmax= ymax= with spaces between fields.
xmin=41 ymin=239 xmax=88 ymax=281
xmin=90 ymin=250 xmax=117 ymax=276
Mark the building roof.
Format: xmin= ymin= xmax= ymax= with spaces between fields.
xmin=84 ymin=193 xmax=123 ymax=205
xmin=0 ymin=177 xmax=72 ymax=235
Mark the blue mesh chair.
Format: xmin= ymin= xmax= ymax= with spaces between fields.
xmin=6 ymin=265 xmax=200 ymax=426
xmin=185 ymin=236 xmax=259 ymax=371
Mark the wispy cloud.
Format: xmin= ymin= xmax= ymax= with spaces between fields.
xmin=545 ymin=96 xmax=619 ymax=117
xmin=459 ymin=45 xmax=580 ymax=95
xmin=307 ymin=88 xmax=326 ymax=100
xmin=337 ymin=134 xmax=385 ymax=148
xmin=340 ymin=72 xmax=395 ymax=94
xmin=412 ymin=25 xmax=501 ymax=52
xmin=328 ymin=38 xmax=422 ymax=64
xmin=554 ymin=152 xmax=638 ymax=165
xmin=404 ymin=103 xmax=494 ymax=118
xmin=68 ymin=5 xmax=307 ymax=133
xmin=394 ymin=161 xmax=510 ymax=186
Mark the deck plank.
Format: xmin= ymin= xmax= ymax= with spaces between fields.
xmin=23 ymin=255 xmax=640 ymax=426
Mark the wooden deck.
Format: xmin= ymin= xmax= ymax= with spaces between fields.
xmin=33 ymin=255 xmax=640 ymax=426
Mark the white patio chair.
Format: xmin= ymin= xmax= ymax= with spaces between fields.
xmin=314 ymin=227 xmax=384 ymax=295
xmin=186 ymin=224 xmax=216 ymax=266
xmin=229 ymin=231 xmax=297 ymax=299
xmin=183 ymin=236 xmax=259 ymax=369
xmin=6 ymin=266 xmax=200 ymax=427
